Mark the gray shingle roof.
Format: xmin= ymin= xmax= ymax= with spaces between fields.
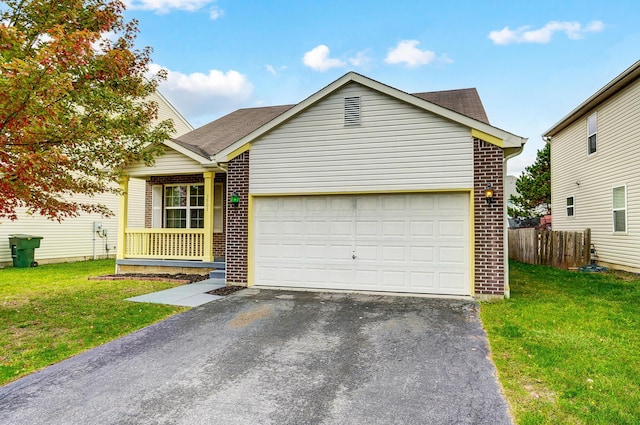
xmin=175 ymin=88 xmax=489 ymax=158
xmin=412 ymin=88 xmax=490 ymax=125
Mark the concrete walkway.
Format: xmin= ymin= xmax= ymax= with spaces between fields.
xmin=125 ymin=279 xmax=226 ymax=307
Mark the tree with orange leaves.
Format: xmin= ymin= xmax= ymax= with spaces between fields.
xmin=0 ymin=0 xmax=173 ymax=221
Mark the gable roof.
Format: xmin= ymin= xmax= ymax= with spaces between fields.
xmin=544 ymin=60 xmax=640 ymax=137
xmin=173 ymin=72 xmax=526 ymax=163
xmin=176 ymin=104 xmax=295 ymax=159
xmin=413 ymin=88 xmax=490 ymax=125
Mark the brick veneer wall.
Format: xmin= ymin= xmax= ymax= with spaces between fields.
xmin=144 ymin=173 xmax=227 ymax=259
xmin=473 ymin=138 xmax=505 ymax=297
xmin=226 ymin=152 xmax=249 ymax=285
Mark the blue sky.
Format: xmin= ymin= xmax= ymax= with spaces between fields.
xmin=123 ymin=0 xmax=640 ymax=175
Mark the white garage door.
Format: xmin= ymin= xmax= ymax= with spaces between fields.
xmin=253 ymin=193 xmax=470 ymax=295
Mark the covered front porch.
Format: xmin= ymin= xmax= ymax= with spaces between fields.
xmin=116 ymin=166 xmax=227 ymax=276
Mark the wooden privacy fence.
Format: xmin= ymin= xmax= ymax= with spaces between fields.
xmin=508 ymin=228 xmax=591 ymax=269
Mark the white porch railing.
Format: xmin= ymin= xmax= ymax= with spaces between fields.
xmin=124 ymin=228 xmax=206 ymax=260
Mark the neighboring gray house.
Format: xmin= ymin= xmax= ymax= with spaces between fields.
xmin=118 ymin=72 xmax=527 ymax=299
xmin=544 ymin=60 xmax=640 ymax=273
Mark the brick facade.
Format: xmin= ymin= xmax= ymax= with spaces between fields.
xmin=225 ymin=152 xmax=250 ymax=285
xmin=144 ymin=173 xmax=227 ymax=259
xmin=473 ymin=138 xmax=506 ymax=297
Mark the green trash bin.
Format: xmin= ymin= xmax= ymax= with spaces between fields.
xmin=9 ymin=235 xmax=43 ymax=268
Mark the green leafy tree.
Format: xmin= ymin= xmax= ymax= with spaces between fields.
xmin=0 ymin=0 xmax=173 ymax=221
xmin=509 ymin=143 xmax=551 ymax=218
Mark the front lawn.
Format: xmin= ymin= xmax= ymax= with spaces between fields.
xmin=481 ymin=261 xmax=640 ymax=425
xmin=0 ymin=260 xmax=187 ymax=386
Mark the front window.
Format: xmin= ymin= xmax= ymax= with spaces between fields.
xmin=613 ymin=186 xmax=626 ymax=233
xmin=587 ymin=112 xmax=597 ymax=155
xmin=165 ymin=184 xmax=204 ymax=228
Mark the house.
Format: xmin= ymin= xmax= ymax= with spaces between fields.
xmin=117 ymin=72 xmax=527 ymax=299
xmin=544 ymin=59 xmax=640 ymax=273
xmin=0 ymin=91 xmax=193 ymax=267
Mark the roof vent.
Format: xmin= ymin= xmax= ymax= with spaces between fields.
xmin=344 ymin=96 xmax=361 ymax=126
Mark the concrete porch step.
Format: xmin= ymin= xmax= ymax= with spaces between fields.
xmin=209 ymin=270 xmax=226 ymax=279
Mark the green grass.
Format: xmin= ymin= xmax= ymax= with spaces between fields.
xmin=481 ymin=261 xmax=640 ymax=425
xmin=0 ymin=260 xmax=187 ymax=385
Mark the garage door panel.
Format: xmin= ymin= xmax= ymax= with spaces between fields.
xmin=282 ymin=221 xmax=303 ymax=235
xmin=306 ymin=244 xmax=329 ymax=260
xmin=330 ymin=221 xmax=352 ymax=237
xmin=410 ymin=220 xmax=434 ymax=236
xmin=410 ymin=271 xmax=435 ymax=289
xmin=329 ymin=268 xmax=353 ymax=285
xmin=382 ymin=221 xmax=406 ymax=237
xmin=410 ymin=246 xmax=435 ymax=263
xmin=439 ymin=272 xmax=467 ymax=292
xmin=439 ymin=246 xmax=466 ymax=264
xmin=281 ymin=244 xmax=303 ymax=260
xmin=409 ymin=196 xmax=436 ymax=211
xmin=258 ymin=220 xmax=279 ymax=236
xmin=438 ymin=220 xmax=466 ymax=237
xmin=305 ymin=221 xmax=326 ymax=236
xmin=254 ymin=193 xmax=470 ymax=295
xmin=330 ymin=197 xmax=353 ymax=211
xmin=382 ymin=246 xmax=407 ymax=262
xmin=382 ymin=270 xmax=407 ymax=287
xmin=381 ymin=196 xmax=406 ymax=211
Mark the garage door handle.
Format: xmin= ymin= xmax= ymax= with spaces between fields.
xmin=352 ymin=253 xmax=357 ymax=260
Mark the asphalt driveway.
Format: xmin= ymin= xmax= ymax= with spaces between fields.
xmin=0 ymin=289 xmax=512 ymax=425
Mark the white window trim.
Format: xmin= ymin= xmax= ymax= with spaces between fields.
xmin=566 ymin=195 xmax=575 ymax=218
xmin=151 ymin=185 xmax=163 ymax=228
xmin=612 ymin=184 xmax=627 ymax=234
xmin=587 ymin=112 xmax=597 ymax=156
xmin=214 ymin=182 xmax=223 ymax=233
xmin=164 ymin=184 xmax=205 ymax=229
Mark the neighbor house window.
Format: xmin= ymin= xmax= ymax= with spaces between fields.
xmin=587 ymin=112 xmax=597 ymax=155
xmin=566 ymin=197 xmax=574 ymax=217
xmin=164 ymin=184 xmax=204 ymax=228
xmin=613 ymin=186 xmax=627 ymax=233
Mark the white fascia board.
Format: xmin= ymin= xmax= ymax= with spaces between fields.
xmin=214 ymin=72 xmax=527 ymax=162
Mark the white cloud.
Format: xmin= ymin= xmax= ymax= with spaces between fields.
xmin=385 ymin=40 xmax=436 ymax=67
xmin=125 ymin=0 xmax=221 ymax=16
xmin=148 ymin=64 xmax=253 ymax=124
xmin=349 ymin=49 xmax=372 ymax=68
xmin=488 ymin=20 xmax=605 ymax=45
xmin=209 ymin=5 xmax=223 ymax=19
xmin=265 ymin=64 xmax=287 ymax=76
xmin=302 ymin=45 xmax=346 ymax=72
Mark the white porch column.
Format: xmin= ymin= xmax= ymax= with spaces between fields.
xmin=116 ymin=175 xmax=130 ymax=260
xmin=203 ymin=171 xmax=214 ymax=262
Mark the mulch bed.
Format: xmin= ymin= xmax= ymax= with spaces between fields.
xmin=90 ymin=273 xmax=209 ymax=284
xmin=90 ymin=273 xmax=246 ymax=296
xmin=207 ymin=285 xmax=245 ymax=296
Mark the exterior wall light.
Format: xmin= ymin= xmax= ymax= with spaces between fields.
xmin=230 ymin=191 xmax=240 ymax=207
xmin=485 ymin=185 xmax=495 ymax=204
